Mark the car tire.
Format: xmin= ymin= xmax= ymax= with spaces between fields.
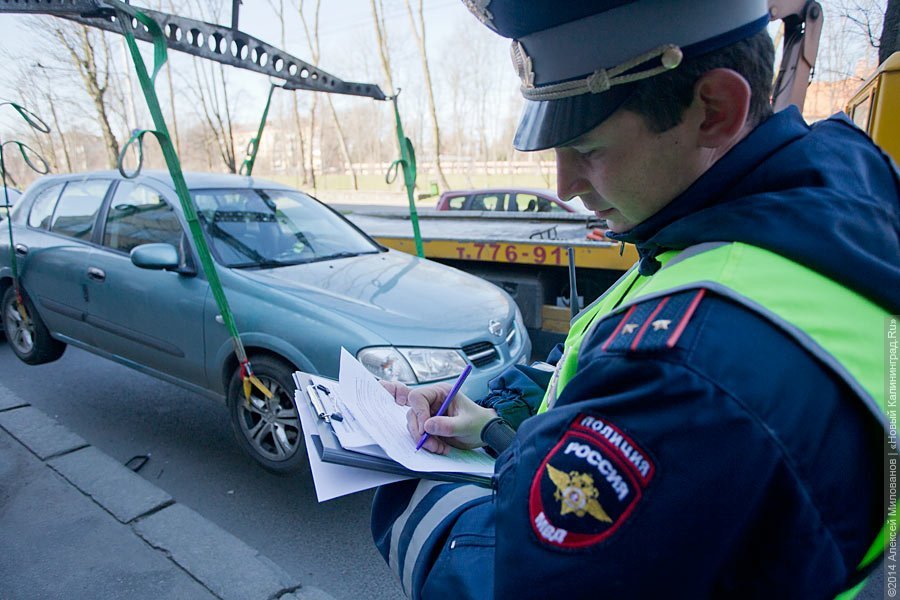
xmin=226 ymin=355 xmax=305 ymax=474
xmin=2 ymin=286 xmax=66 ymax=365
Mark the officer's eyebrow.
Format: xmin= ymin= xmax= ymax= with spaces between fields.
xmin=563 ymin=126 xmax=609 ymax=154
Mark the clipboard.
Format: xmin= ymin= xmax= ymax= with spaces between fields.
xmin=293 ymin=372 xmax=491 ymax=487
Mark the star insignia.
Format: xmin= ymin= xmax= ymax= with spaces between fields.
xmin=651 ymin=319 xmax=671 ymax=331
xmin=622 ymin=323 xmax=638 ymax=334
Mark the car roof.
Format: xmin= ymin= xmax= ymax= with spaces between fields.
xmin=36 ymin=170 xmax=296 ymax=192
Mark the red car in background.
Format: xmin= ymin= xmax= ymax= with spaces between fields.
xmin=435 ymin=188 xmax=590 ymax=214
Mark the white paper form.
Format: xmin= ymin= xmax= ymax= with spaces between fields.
xmin=339 ymin=348 xmax=495 ymax=476
xmin=294 ymin=388 xmax=410 ymax=502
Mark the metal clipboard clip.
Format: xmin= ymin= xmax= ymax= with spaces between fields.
xmin=306 ymin=384 xmax=344 ymax=424
xmin=306 ymin=384 xmax=331 ymax=424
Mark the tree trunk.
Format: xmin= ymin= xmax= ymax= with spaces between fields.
xmin=165 ymin=58 xmax=182 ymax=156
xmin=218 ymin=63 xmax=237 ymax=173
xmin=405 ymin=0 xmax=450 ymax=191
xmin=54 ymin=25 xmax=120 ymax=168
xmin=291 ymin=95 xmax=309 ymax=186
xmin=325 ymin=95 xmax=358 ymax=189
xmin=47 ymin=94 xmax=73 ymax=172
xmin=191 ymin=57 xmax=237 ymax=173
xmin=268 ymin=0 xmax=309 ymax=184
xmin=881 ymin=0 xmax=900 ymax=63
xmin=299 ymin=0 xmax=324 ymax=190
xmin=370 ymin=0 xmax=400 ymax=158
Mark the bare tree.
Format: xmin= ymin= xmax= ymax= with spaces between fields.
xmin=164 ymin=1 xmax=182 ymax=156
xmin=49 ymin=22 xmax=120 ymax=167
xmin=24 ymin=65 xmax=73 ymax=172
xmin=404 ymin=0 xmax=449 ymax=191
xmin=266 ymin=0 xmax=309 ymax=184
xmin=298 ymin=0 xmax=359 ymax=189
xmin=296 ymin=0 xmax=320 ymax=189
xmin=370 ymin=0 xmax=400 ymax=159
xmin=189 ymin=57 xmax=238 ymax=172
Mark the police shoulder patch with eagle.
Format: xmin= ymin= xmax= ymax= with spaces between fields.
xmin=529 ymin=413 xmax=655 ymax=549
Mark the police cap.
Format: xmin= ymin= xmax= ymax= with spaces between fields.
xmin=462 ymin=0 xmax=770 ymax=151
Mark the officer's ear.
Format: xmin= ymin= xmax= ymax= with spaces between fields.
xmin=693 ymin=68 xmax=752 ymax=149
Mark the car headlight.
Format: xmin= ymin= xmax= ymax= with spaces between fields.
xmin=357 ymin=347 xmax=468 ymax=384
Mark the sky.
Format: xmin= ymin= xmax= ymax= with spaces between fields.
xmin=0 ymin=0 xmax=886 ymax=154
xmin=0 ymin=1 xmax=516 ymax=118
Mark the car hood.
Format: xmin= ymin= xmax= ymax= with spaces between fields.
xmin=234 ymin=250 xmax=515 ymax=346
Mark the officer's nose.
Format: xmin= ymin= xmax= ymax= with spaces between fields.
xmin=555 ymin=148 xmax=591 ymax=202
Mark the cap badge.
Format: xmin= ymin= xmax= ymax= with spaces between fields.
xmin=511 ymin=40 xmax=535 ymax=89
xmin=462 ymin=0 xmax=494 ymax=29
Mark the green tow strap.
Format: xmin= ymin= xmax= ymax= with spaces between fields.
xmin=112 ymin=3 xmax=270 ymax=400
xmin=385 ymin=93 xmax=424 ymax=258
xmin=239 ymin=82 xmax=277 ymax=177
xmin=1 ymin=101 xmax=51 ymax=321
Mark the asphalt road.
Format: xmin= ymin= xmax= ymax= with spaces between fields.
xmin=0 ymin=340 xmax=404 ymax=600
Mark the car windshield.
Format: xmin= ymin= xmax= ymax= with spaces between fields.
xmin=192 ymin=188 xmax=380 ymax=268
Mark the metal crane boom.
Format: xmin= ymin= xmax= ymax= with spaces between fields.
xmin=0 ymin=0 xmax=385 ymax=100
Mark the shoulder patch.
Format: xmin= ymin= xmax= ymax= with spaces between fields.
xmin=529 ymin=413 xmax=655 ymax=550
xmin=600 ymin=289 xmax=705 ymax=353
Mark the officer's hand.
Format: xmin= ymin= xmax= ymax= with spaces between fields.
xmin=380 ymin=381 xmax=497 ymax=455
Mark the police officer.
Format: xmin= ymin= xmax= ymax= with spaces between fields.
xmin=372 ymin=1 xmax=899 ymax=598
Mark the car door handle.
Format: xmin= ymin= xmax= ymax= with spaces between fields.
xmin=87 ymin=267 xmax=106 ymax=282
xmin=14 ymin=243 xmax=27 ymax=256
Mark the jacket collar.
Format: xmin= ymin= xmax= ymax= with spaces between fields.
xmin=606 ymin=106 xmax=809 ymax=274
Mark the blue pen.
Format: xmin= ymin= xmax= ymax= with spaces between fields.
xmin=415 ymin=364 xmax=473 ymax=451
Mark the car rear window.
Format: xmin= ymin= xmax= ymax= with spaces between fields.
xmin=27 ymin=184 xmax=64 ymax=229
xmin=445 ymin=195 xmax=465 ymax=209
xmin=50 ymin=180 xmax=109 ymax=240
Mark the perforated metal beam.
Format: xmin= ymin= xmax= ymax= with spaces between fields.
xmin=0 ymin=0 xmax=385 ymax=100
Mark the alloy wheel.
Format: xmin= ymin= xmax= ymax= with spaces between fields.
xmin=4 ymin=298 xmax=34 ymax=356
xmin=235 ymin=377 xmax=300 ymax=462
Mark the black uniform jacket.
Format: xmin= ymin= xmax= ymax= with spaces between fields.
xmin=372 ymin=107 xmax=899 ymax=599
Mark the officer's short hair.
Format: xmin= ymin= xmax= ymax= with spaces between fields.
xmin=621 ymin=29 xmax=775 ymax=133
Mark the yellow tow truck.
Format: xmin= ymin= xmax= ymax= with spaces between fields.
xmin=846 ymin=51 xmax=900 ymax=162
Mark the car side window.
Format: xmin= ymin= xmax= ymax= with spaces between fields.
xmin=27 ymin=184 xmax=64 ymax=229
xmin=50 ymin=180 xmax=109 ymax=240
xmin=467 ymin=194 xmax=503 ymax=211
xmin=446 ymin=196 xmax=465 ymax=209
xmin=103 ymin=182 xmax=183 ymax=253
xmin=516 ymin=194 xmax=539 ymax=212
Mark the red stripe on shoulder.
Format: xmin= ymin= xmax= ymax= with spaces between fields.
xmin=601 ymin=304 xmax=638 ymax=351
xmin=665 ymin=289 xmax=705 ymax=348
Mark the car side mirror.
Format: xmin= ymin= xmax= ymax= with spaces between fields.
xmin=131 ymin=243 xmax=180 ymax=271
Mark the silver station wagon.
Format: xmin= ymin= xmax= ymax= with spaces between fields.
xmin=0 ymin=171 xmax=530 ymax=472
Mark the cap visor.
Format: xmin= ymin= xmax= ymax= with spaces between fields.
xmin=513 ymin=85 xmax=635 ymax=151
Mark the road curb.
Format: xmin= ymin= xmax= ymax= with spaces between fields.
xmin=0 ymin=382 xmax=337 ymax=600
xmin=48 ymin=446 xmax=174 ymax=524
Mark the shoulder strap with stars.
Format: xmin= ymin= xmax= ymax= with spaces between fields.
xmin=600 ymin=289 xmax=706 ymax=353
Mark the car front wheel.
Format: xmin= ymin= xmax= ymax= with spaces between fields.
xmin=2 ymin=286 xmax=66 ymax=365
xmin=226 ymin=355 xmax=305 ymax=474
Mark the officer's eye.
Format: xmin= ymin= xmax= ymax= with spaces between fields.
xmin=578 ymin=146 xmax=605 ymax=160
